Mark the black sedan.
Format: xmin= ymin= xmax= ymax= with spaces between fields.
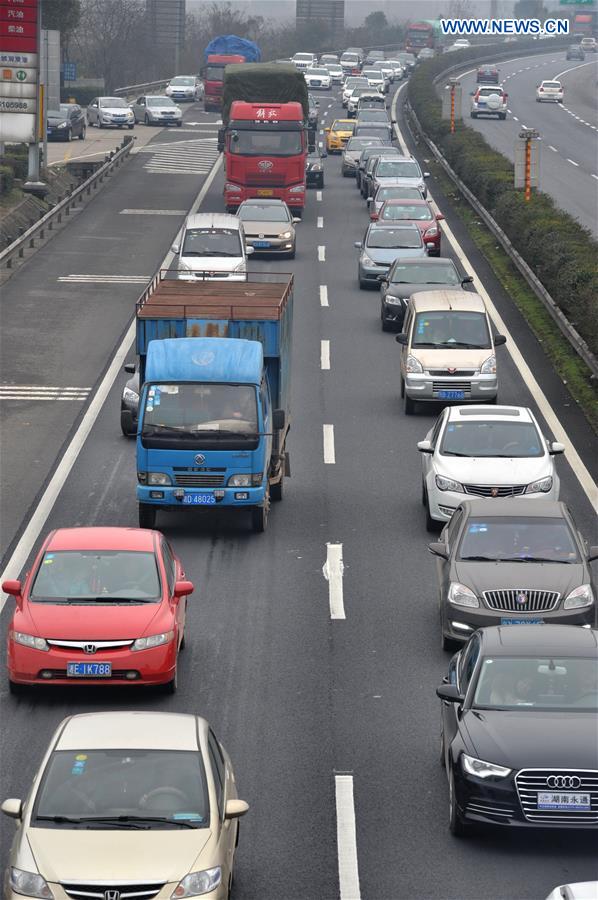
xmin=437 ymin=625 xmax=598 ymax=835
xmin=379 ymin=257 xmax=473 ymax=331
xmin=46 ymin=103 xmax=86 ymax=141
xmin=430 ymin=499 xmax=598 ymax=649
xmin=306 ymin=147 xmax=326 ymax=188
xmin=307 ymin=93 xmax=319 ymax=129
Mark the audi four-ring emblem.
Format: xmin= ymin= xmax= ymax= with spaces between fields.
xmin=546 ymin=775 xmax=581 ymax=790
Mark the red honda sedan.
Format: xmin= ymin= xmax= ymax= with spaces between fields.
xmin=3 ymin=527 xmax=193 ymax=694
xmin=377 ymin=198 xmax=444 ymax=255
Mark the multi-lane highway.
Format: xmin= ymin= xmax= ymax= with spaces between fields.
xmin=458 ymin=48 xmax=598 ymax=235
xmin=1 ymin=80 xmax=597 ymax=899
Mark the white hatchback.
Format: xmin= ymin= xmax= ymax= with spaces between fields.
xmin=536 ymin=80 xmax=564 ymax=102
xmin=418 ymin=405 xmax=564 ymax=530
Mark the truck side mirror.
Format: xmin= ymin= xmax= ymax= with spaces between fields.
xmin=217 ymin=127 xmax=225 ymax=152
xmin=124 ymin=362 xmax=136 ymax=374
xmin=272 ymin=409 xmax=285 ymax=430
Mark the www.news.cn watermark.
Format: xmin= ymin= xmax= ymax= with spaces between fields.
xmin=441 ymin=18 xmax=569 ymax=37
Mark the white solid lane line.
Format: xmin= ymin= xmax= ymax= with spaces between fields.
xmin=548 ymin=145 xmax=558 ymax=152
xmin=317 ymin=216 xmax=324 ymax=228
xmin=320 ymin=284 xmax=329 ymax=307
xmin=0 ymin=155 xmax=225 ymax=614
xmin=554 ymin=59 xmax=598 ymax=80
xmin=567 ymin=158 xmax=580 ymax=167
xmin=591 ymin=174 xmax=598 ymax=181
xmin=391 ymin=85 xmax=598 ymax=510
xmin=321 ymin=339 xmax=330 ymax=370
xmin=120 ymin=209 xmax=187 ymax=216
xmin=335 ymin=774 xmax=361 ymax=898
xmin=318 ymin=245 xmax=326 ymax=261
xmin=323 ymin=424 xmax=335 ymax=463
xmin=58 ymin=275 xmax=150 ymax=283
xmin=324 ymin=544 xmax=345 ymax=619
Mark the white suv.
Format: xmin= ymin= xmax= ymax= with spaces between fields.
xmin=172 ymin=213 xmax=253 ymax=281
xmin=292 ymin=52 xmax=316 ymax=71
xmin=470 ymin=85 xmax=508 ymax=119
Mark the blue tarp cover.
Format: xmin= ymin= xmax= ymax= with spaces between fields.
xmin=145 ymin=338 xmax=263 ymax=385
xmin=204 ymin=35 xmax=261 ymax=63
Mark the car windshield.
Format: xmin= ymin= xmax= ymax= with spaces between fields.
xmin=440 ymin=420 xmax=544 ymax=457
xmin=377 ymin=160 xmax=420 ymax=178
xmin=171 ymin=77 xmax=194 ymax=85
xmin=100 ymin=98 xmax=126 ymax=108
xmin=412 ymin=311 xmax=491 ymax=350
xmin=382 ymin=204 xmax=432 ymax=221
xmin=459 ymin=516 xmax=579 ymax=562
xmin=473 ymin=657 xmax=598 ymax=711
xmin=363 ymin=71 xmax=382 ymax=78
xmin=147 ymin=97 xmax=175 ymax=107
xmin=346 ymin=138 xmax=383 ymax=151
xmin=367 ymin=227 xmax=421 ymax=249
xmin=34 ymin=749 xmax=209 ymax=828
xmin=390 ymin=261 xmax=459 ymax=284
xmin=230 ymin=130 xmax=303 ymax=156
xmin=30 ymin=551 xmax=161 ymax=602
xmin=238 ymin=204 xmax=289 ymax=222
xmin=332 ymin=121 xmax=355 ymax=132
xmin=357 ymin=111 xmax=388 ymax=122
xmin=181 ymin=227 xmax=241 ymax=257
xmin=142 ymin=383 xmax=257 ymax=437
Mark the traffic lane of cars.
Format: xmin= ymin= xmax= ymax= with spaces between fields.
xmin=317 ymin=148 xmax=598 ymax=898
xmin=457 ymin=52 xmax=598 ymax=234
xmin=0 ymin=108 xmax=224 ymax=564
xmin=0 ymin=176 xmax=341 ymax=898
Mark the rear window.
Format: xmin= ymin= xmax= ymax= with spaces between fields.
xmin=367 ymin=227 xmax=422 ymax=249
xmin=543 ymin=82 xmax=562 ymax=89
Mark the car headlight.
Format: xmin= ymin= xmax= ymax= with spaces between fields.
xmin=526 ymin=476 xmax=553 ymax=494
xmin=384 ymin=294 xmax=402 ymax=305
xmin=480 ymin=354 xmax=496 ymax=375
xmin=123 ymin=387 xmax=139 ymax=404
xmin=435 ymin=474 xmax=464 ymax=493
xmin=228 ymin=473 xmax=251 ymax=487
xmin=461 ymin=754 xmax=511 ymax=779
xmin=225 ymin=183 xmax=241 ymax=193
xmin=57 ymin=122 xmax=68 ymax=129
xmin=10 ymin=869 xmax=54 ymax=900
xmin=12 ymin=632 xmax=49 ymax=651
xmin=424 ymin=225 xmax=439 ymax=238
xmin=405 ymin=354 xmax=423 ymax=374
xmin=132 ymin=631 xmax=174 ymax=651
xmin=147 ymin=472 xmax=172 ymax=486
xmin=448 ymin=582 xmax=479 ymax=608
xmin=127 ymin=111 xmax=134 ymax=119
xmin=171 ymin=868 xmax=222 ymax=898
xmin=279 ymin=231 xmax=292 ymax=239
xmin=563 ymin=584 xmax=594 ymax=609
xmin=361 ymin=252 xmax=375 ymax=266
xmin=310 ymin=163 xmax=322 ymax=171
xmin=289 ymin=184 xmax=304 ymax=193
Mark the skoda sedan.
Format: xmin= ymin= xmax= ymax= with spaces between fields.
xmin=1 ymin=711 xmax=249 ymax=899
xmin=437 ymin=625 xmax=598 ymax=834
xmin=3 ymin=527 xmax=193 ymax=693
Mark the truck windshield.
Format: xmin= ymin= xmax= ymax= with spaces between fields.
xmin=205 ymin=66 xmax=224 ymax=81
xmin=142 ymin=383 xmax=258 ymax=436
xmin=229 ymin=130 xmax=303 ymax=156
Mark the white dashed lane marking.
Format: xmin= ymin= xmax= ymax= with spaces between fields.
xmin=317 ymin=190 xmax=323 ymax=201
xmin=321 ymin=340 xmax=330 ymax=370
xmin=317 ymin=216 xmax=324 ymax=228
xmin=323 ymin=424 xmax=335 ymax=463
xmin=320 ymin=284 xmax=329 ymax=306
xmin=324 ymin=544 xmax=344 ymax=619
xmin=567 ymin=158 xmax=580 ymax=167
xmin=0 ymin=385 xmax=91 ymax=401
xmin=335 ymin=774 xmax=361 ymax=895
xmin=318 ymin=245 xmax=326 ymax=261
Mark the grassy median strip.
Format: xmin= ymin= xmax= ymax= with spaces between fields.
xmin=429 ymin=159 xmax=598 ymax=432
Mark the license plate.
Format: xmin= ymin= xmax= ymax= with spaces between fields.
xmin=256 ymin=189 xmax=273 ymax=197
xmin=182 ymin=494 xmax=216 ymax=505
xmin=501 ymin=617 xmax=544 ymax=626
xmin=438 ymin=390 xmax=465 ymax=400
xmin=67 ymin=662 xmax=112 ymax=678
xmin=537 ymin=792 xmax=591 ymax=811
xmin=253 ymin=240 xmax=270 ymax=248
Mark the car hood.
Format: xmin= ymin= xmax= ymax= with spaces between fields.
xmin=386 ymin=280 xmax=461 ymax=298
xmin=47 ymin=115 xmax=68 ymax=125
xmin=23 ymin=601 xmax=162 ymax=640
xmin=462 ymin=710 xmax=598 ymax=769
xmin=27 ymin=829 xmax=212 ymax=882
xmin=148 ymin=104 xmax=180 ymax=113
xmin=241 ymin=220 xmax=292 ymax=237
xmin=366 ymin=247 xmax=426 ymax=263
xmin=434 ymin=454 xmax=550 ymax=485
xmin=410 ymin=347 xmax=491 ymax=369
xmin=454 ymin=560 xmax=586 ymax=598
xmin=179 ymin=256 xmax=245 ymax=273
xmin=100 ymin=107 xmax=130 ymax=115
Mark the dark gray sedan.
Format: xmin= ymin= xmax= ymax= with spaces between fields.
xmin=341 ymin=136 xmax=388 ymax=177
xmin=355 ymin=223 xmax=427 ymax=288
xmin=379 ymin=257 xmax=473 ymax=331
xmin=429 ymin=499 xmax=598 ymax=650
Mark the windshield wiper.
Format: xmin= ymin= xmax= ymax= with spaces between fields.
xmin=433 ymin=341 xmax=488 ymax=349
xmin=441 ymin=450 xmax=471 ymax=457
xmin=77 ymin=815 xmax=196 ymax=829
xmin=65 ymin=596 xmax=155 ymax=603
xmin=498 ymin=556 xmax=572 ymax=564
xmin=460 ymin=555 xmax=502 ymax=562
xmin=36 ymin=815 xmax=85 ymax=825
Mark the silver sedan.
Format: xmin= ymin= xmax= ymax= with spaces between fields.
xmin=131 ymin=95 xmax=183 ymax=126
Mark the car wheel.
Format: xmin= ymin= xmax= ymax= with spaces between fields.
xmin=486 ymin=395 xmax=497 ymax=405
xmin=145 ymin=113 xmax=151 ymax=125
xmin=79 ymin=126 xmax=86 ymax=140
xmin=358 ymin=277 xmax=368 ymax=290
xmin=404 ymin=394 xmax=415 ymax=416
xmin=442 ymin=630 xmax=460 ymax=652
xmin=128 ymin=124 xmax=134 ymax=129
xmin=251 ymin=498 xmax=269 ymax=533
xmin=448 ymin=768 xmax=469 ymax=836
xmin=65 ymin=128 xmax=72 ymax=142
xmin=421 ymin=480 xmax=427 ymax=507
xmin=270 ymin=477 xmax=283 ymax=502
xmin=120 ymin=410 xmax=135 ymax=437
xmin=400 ymin=376 xmax=405 ymax=399
xmin=99 ymin=121 xmax=104 ymax=128
xmin=138 ymin=503 xmax=156 ymax=529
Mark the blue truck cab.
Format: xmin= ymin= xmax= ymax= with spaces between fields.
xmin=134 ymin=273 xmax=292 ymax=532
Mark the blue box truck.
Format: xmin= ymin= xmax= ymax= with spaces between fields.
xmin=133 ymin=272 xmax=293 ymax=532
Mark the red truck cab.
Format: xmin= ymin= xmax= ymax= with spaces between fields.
xmin=222 ymin=101 xmax=309 ymax=216
xmin=204 ymin=54 xmax=246 ymax=111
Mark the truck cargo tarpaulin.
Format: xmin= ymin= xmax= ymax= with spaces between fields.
xmin=222 ymin=63 xmax=309 ymax=125
xmin=204 ymin=34 xmax=261 ymax=63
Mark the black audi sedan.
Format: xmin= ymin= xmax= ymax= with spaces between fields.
xmin=429 ymin=499 xmax=598 ymax=650
xmin=437 ymin=625 xmax=598 ymax=835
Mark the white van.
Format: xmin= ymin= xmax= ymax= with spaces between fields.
xmin=172 ymin=213 xmax=252 ymax=281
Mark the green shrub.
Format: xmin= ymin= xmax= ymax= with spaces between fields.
xmin=0 ymin=164 xmax=15 ymax=196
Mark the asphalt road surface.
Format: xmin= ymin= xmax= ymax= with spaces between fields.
xmin=458 ymin=49 xmax=598 ymax=236
xmin=1 ymin=82 xmax=597 ymax=899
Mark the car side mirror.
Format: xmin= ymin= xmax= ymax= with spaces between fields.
xmin=225 ymin=798 xmax=249 ymax=820
xmin=436 ymin=683 xmax=464 ymax=703
xmin=2 ymin=579 xmax=22 ymax=597
xmin=428 ymin=541 xmax=448 ymax=559
xmin=417 ymin=440 xmax=433 ymax=454
xmin=124 ymin=362 xmax=136 ymax=374
xmin=378 ymin=274 xmax=388 ymax=282
xmin=272 ymin=408 xmax=286 ymax=431
xmin=354 ymin=241 xmax=363 ymax=249
xmin=436 ymin=213 xmax=445 ymax=221
xmin=587 ymin=546 xmax=598 ymax=562
xmin=174 ymin=579 xmax=194 ymax=598
xmin=292 ymin=217 xmax=301 ymax=223
xmin=549 ymin=441 xmax=565 ymax=455
xmin=217 ymin=127 xmax=225 ymax=152
xmin=171 ymin=244 xmax=180 ymax=254
xmin=461 ymin=275 xmax=473 ymax=284
xmin=1 ymin=799 xmax=22 ymax=820
xmin=245 ymin=246 xmax=254 ymax=255
xmin=395 ymin=333 xmax=408 ymax=345
xmin=493 ymin=334 xmax=507 ymax=347
xmin=423 ymin=172 xmax=430 ymax=178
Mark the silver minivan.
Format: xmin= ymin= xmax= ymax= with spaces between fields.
xmin=172 ymin=213 xmax=253 ymax=281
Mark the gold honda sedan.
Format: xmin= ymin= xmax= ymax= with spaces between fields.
xmin=2 ymin=711 xmax=248 ymax=899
